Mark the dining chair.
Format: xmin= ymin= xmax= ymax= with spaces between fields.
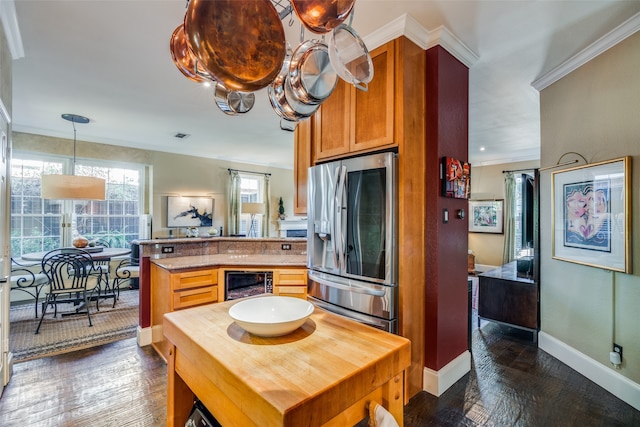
xmin=10 ymin=258 xmax=50 ymax=318
xmin=111 ymin=257 xmax=140 ymax=302
xmin=92 ymin=239 xmax=112 ymax=291
xmin=36 ymin=248 xmax=103 ymax=334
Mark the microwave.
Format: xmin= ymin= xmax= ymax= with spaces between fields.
xmin=224 ymin=271 xmax=273 ymax=300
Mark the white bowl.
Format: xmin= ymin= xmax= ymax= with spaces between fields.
xmin=228 ymin=296 xmax=314 ymax=337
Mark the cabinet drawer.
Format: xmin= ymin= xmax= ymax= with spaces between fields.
xmin=171 ymin=270 xmax=218 ymax=291
xmin=274 ymin=286 xmax=308 ymax=299
xmin=173 ymin=285 xmax=218 ymax=310
xmin=273 ymin=269 xmax=307 ymax=286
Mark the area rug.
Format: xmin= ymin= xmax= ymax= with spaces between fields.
xmin=9 ymin=289 xmax=139 ymax=362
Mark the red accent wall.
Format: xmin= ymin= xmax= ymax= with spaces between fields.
xmin=140 ymin=256 xmax=151 ymax=328
xmin=424 ymin=46 xmax=470 ymax=370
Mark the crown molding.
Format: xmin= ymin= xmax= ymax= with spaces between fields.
xmin=0 ymin=0 xmax=24 ymax=59
xmin=532 ymin=12 xmax=640 ymax=91
xmin=426 ymin=26 xmax=478 ymax=69
xmin=363 ymin=13 xmax=478 ymax=68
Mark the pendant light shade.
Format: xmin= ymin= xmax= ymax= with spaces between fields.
xmin=41 ymin=114 xmax=106 ymax=201
xmin=41 ymin=174 xmax=106 ymax=200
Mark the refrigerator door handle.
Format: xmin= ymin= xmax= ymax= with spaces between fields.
xmin=335 ymin=165 xmax=347 ymax=271
xmin=330 ymin=165 xmax=342 ymax=269
xmin=309 ymin=271 xmax=387 ymax=297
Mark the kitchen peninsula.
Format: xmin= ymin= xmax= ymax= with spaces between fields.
xmin=135 ymin=237 xmax=307 ymax=352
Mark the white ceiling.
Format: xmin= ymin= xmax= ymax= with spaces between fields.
xmin=8 ymin=1 xmax=640 ymax=169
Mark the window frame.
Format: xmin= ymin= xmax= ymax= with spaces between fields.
xmin=10 ymin=151 xmax=145 ymax=256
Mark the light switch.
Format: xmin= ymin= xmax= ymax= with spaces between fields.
xmin=443 ymin=209 xmax=449 ymax=223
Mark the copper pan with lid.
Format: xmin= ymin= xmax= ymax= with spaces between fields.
xmin=169 ymin=24 xmax=210 ymax=83
xmin=291 ymin=0 xmax=355 ymax=34
xmin=184 ymin=0 xmax=286 ymax=92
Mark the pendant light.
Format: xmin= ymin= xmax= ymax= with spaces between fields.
xmin=41 ymin=114 xmax=106 ymax=200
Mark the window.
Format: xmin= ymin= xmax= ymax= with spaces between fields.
xmin=514 ymin=173 xmax=535 ymax=257
xmin=10 ymin=158 xmax=64 ymax=256
xmin=239 ymin=174 xmax=264 ymax=236
xmin=10 ymin=154 xmax=144 ymax=257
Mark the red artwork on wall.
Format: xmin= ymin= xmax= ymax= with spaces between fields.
xmin=442 ymin=157 xmax=471 ymax=199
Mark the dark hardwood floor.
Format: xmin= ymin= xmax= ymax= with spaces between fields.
xmin=1 ymin=321 xmax=638 ymax=426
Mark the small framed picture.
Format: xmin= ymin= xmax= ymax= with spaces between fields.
xmin=469 ymin=200 xmax=504 ymax=234
xmin=552 ymin=157 xmax=631 ymax=273
xmin=442 ymin=157 xmax=471 ymax=199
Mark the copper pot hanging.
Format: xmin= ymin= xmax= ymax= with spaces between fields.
xmin=184 ymin=0 xmax=287 ymax=92
xmin=169 ymin=24 xmax=210 ymax=83
xmin=290 ymin=0 xmax=356 ymax=34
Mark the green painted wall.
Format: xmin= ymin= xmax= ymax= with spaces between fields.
xmin=539 ymin=31 xmax=640 ymax=383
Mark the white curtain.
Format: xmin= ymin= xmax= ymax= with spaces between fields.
xmin=262 ymin=175 xmax=271 ymax=237
xmin=502 ymin=172 xmax=516 ymax=264
xmin=228 ymin=170 xmax=241 ymax=236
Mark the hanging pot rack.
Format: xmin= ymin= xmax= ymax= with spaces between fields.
xmin=170 ymin=0 xmax=372 ymax=131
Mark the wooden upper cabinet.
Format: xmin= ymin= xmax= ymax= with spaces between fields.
xmin=313 ymin=78 xmax=351 ymax=159
xmin=313 ymin=41 xmax=396 ymax=162
xmin=293 ymin=118 xmax=312 ymax=215
xmin=351 ymin=42 xmax=395 ymax=152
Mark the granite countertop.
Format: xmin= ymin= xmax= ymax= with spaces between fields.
xmin=479 ymin=261 xmax=534 ymax=284
xmin=151 ymin=254 xmax=307 ymax=271
xmin=134 ymin=237 xmax=306 ymax=245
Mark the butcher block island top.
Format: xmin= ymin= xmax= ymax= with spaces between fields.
xmin=151 ymin=253 xmax=306 ymax=271
xmin=163 ymin=298 xmax=411 ymax=427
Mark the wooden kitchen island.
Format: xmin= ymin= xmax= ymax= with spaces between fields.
xmin=164 ymin=299 xmax=411 ymax=427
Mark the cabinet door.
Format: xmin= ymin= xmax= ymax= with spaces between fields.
xmin=273 ymin=269 xmax=308 ymax=299
xmin=173 ymin=286 xmax=218 ymax=310
xmin=351 ymin=42 xmax=395 ymax=152
xmin=293 ymin=118 xmax=312 ymax=215
xmin=170 ymin=269 xmax=218 ymax=291
xmin=313 ymin=78 xmax=351 ymax=161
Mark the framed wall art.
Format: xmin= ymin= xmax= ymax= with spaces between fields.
xmin=442 ymin=157 xmax=471 ymax=199
xmin=167 ymin=196 xmax=214 ymax=227
xmin=469 ymin=200 xmax=504 ymax=233
xmin=552 ymin=157 xmax=631 ymax=273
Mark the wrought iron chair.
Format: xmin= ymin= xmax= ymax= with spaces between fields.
xmin=10 ymin=258 xmax=50 ymax=318
xmin=111 ymin=257 xmax=140 ymax=302
xmin=36 ymin=248 xmax=103 ymax=334
xmin=92 ymin=238 xmax=112 ymax=288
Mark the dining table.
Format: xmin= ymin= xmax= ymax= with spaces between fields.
xmin=21 ymin=247 xmax=131 ymax=262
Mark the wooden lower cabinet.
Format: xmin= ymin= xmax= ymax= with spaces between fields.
xmin=151 ymin=264 xmax=218 ymax=360
xmin=151 ymin=264 xmax=308 ymax=360
xmin=272 ymin=268 xmax=307 ymax=299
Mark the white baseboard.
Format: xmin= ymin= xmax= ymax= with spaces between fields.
xmin=539 ymin=331 xmax=640 ymax=411
xmin=423 ymin=351 xmax=471 ymax=396
xmin=4 ymin=351 xmax=14 ymax=387
xmin=137 ymin=326 xmax=152 ymax=347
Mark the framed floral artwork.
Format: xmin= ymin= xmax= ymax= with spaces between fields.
xmin=469 ymin=200 xmax=503 ymax=233
xmin=552 ymin=157 xmax=631 ymax=273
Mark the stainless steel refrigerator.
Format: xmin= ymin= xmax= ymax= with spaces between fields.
xmin=307 ymin=151 xmax=398 ymax=332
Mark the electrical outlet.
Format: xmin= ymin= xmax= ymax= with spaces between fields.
xmin=281 ymin=244 xmax=291 ymax=250
xmin=613 ymin=343 xmax=623 ymax=362
xmin=162 ymin=246 xmax=174 ymax=254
